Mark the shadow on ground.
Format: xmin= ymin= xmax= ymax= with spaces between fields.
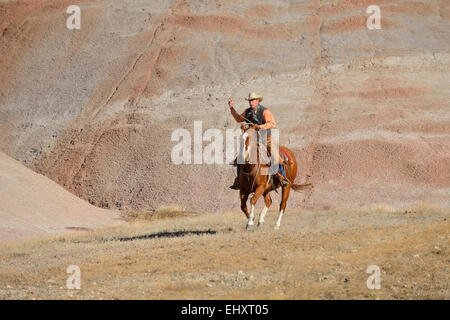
xmin=112 ymin=229 xmax=224 ymax=242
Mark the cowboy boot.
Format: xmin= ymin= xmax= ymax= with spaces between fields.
xmin=276 ymin=172 xmax=291 ymax=187
xmin=229 ymin=177 xmax=240 ymax=190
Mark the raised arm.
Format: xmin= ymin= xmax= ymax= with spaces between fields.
xmin=228 ymin=98 xmax=246 ymax=123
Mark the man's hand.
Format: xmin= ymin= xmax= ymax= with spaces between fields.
xmin=228 ymin=98 xmax=234 ymax=108
xmin=252 ymin=124 xmax=260 ymax=131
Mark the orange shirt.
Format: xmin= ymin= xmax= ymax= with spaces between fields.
xmin=230 ymin=106 xmax=276 ymax=130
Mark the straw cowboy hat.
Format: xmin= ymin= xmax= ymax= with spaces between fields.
xmin=244 ymin=92 xmax=263 ymax=102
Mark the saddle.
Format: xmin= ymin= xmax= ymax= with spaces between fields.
xmin=261 ymin=144 xmax=290 ymax=172
xmin=279 ymin=147 xmax=291 ymax=176
xmin=262 ymin=145 xmax=291 ymax=190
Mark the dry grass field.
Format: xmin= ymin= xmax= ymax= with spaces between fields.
xmin=0 ymin=204 xmax=448 ymax=300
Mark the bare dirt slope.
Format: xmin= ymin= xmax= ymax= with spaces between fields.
xmin=0 ymin=0 xmax=449 ymax=212
xmin=0 ymin=151 xmax=123 ymax=242
xmin=0 ymin=206 xmax=448 ymax=299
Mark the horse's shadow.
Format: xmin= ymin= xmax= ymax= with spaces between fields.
xmin=111 ymin=229 xmax=220 ymax=242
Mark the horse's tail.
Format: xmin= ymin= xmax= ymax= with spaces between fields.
xmin=291 ymin=183 xmax=313 ymax=192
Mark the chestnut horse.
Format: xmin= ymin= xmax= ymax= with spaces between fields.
xmin=237 ymin=123 xmax=312 ymax=230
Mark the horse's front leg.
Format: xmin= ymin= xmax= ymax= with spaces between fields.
xmin=247 ymin=185 xmax=265 ymax=230
xmin=240 ymin=191 xmax=250 ymax=219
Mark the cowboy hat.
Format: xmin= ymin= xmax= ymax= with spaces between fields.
xmin=244 ymin=92 xmax=263 ymax=102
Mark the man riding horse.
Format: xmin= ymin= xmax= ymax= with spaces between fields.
xmin=228 ymin=92 xmax=291 ymax=189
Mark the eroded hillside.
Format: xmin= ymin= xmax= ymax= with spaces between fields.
xmin=0 ymin=0 xmax=449 ymax=212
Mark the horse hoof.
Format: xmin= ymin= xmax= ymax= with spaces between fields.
xmin=246 ymin=224 xmax=254 ymax=231
xmin=274 ymin=225 xmax=280 ymax=230
xmin=257 ymin=221 xmax=264 ymax=227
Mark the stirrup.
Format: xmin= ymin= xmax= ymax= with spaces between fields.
xmin=277 ymin=173 xmax=291 ymax=187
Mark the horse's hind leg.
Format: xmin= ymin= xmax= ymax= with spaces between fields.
xmin=275 ymin=186 xmax=291 ymax=230
xmin=258 ymin=191 xmax=272 ymax=227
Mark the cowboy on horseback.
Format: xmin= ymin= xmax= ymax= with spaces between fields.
xmin=228 ymin=92 xmax=291 ymax=189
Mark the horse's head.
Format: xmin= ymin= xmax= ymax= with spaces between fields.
xmin=239 ymin=123 xmax=259 ymax=164
xmin=241 ymin=123 xmax=257 ymax=132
